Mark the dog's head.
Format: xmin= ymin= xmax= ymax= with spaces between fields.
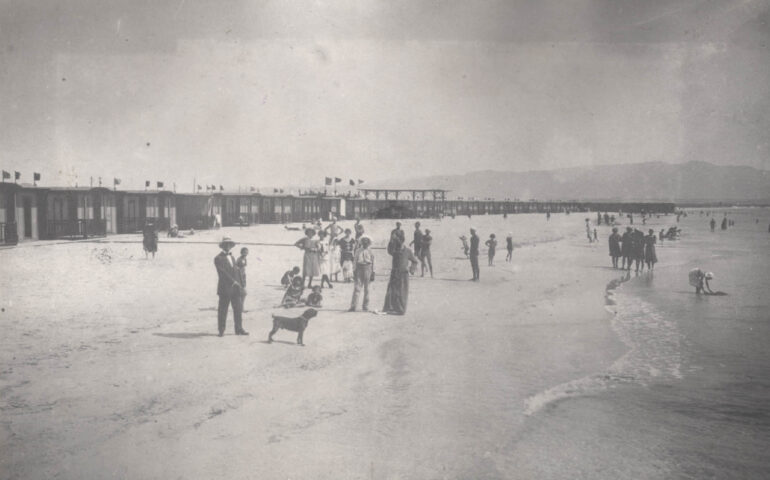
xmin=301 ymin=308 xmax=318 ymax=321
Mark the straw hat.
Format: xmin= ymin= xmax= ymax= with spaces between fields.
xmin=219 ymin=236 xmax=236 ymax=248
xmin=705 ymin=272 xmax=714 ymax=279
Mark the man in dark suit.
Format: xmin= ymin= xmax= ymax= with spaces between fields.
xmin=469 ymin=227 xmax=480 ymax=281
xmin=214 ymin=236 xmax=248 ymax=336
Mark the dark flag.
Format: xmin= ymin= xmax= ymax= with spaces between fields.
xmin=273 ymin=188 xmax=278 ymax=193
xmin=250 ymin=186 xmax=255 ymax=192
xmin=157 ymin=181 xmax=164 ymax=188
xmin=34 ymin=172 xmax=41 ymax=181
xmin=145 ymin=180 xmax=150 ymax=187
xmin=358 ymin=179 xmax=364 ymax=184
xmin=15 ymin=171 xmax=21 ymax=180
xmin=114 ymin=178 xmax=121 ymax=186
xmin=2 ymin=170 xmax=10 ymax=180
xmin=219 ymin=185 xmax=223 ymax=191
xmin=279 ymin=188 xmax=284 ymax=193
xmin=197 ymin=184 xmax=202 ymax=191
xmin=325 ymin=177 xmax=332 ymax=185
xmin=210 ymin=184 xmax=216 ymax=191
xmin=349 ymin=179 xmax=355 ymax=186
xmin=334 ymin=177 xmax=341 ymax=183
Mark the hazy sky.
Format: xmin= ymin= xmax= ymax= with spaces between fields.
xmin=1 ymin=0 xmax=768 ymax=191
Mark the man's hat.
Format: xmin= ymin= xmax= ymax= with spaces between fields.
xmin=705 ymin=272 xmax=714 ymax=279
xmin=219 ymin=236 xmax=236 ymax=248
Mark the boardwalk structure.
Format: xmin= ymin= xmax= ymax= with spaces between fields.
xmin=0 ymin=182 xmax=676 ymax=245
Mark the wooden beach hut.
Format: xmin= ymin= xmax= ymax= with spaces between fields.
xmin=115 ymin=190 xmax=175 ymax=233
xmin=43 ymin=187 xmax=113 ymax=239
xmin=175 ymin=193 xmax=218 ymax=230
xmin=0 ymin=183 xmax=48 ymax=244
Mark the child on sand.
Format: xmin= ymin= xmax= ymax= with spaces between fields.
xmin=505 ymin=233 xmax=513 ymax=262
xmin=306 ymin=286 xmax=323 ymax=307
xmin=281 ymin=276 xmax=305 ymax=307
xmin=281 ymin=267 xmax=301 ymax=288
xmin=339 ymin=229 xmax=356 ymax=283
xmin=421 ymin=229 xmax=434 ymax=277
xmin=330 ymin=239 xmax=342 ymax=282
xmin=485 ymin=234 xmax=497 ymax=266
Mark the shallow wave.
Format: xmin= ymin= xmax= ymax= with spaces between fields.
xmin=524 ymin=276 xmax=683 ymax=415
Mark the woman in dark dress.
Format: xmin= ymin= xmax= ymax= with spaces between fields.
xmin=382 ymin=230 xmax=419 ymax=315
xmin=608 ymin=227 xmax=622 ymax=269
xmin=644 ymin=229 xmax=658 ymax=271
xmin=142 ymin=221 xmax=158 ymax=259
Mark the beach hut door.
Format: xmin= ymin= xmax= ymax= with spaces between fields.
xmin=22 ymin=197 xmax=32 ymax=238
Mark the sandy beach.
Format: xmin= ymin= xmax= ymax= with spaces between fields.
xmin=2 ymin=211 xmax=768 ymax=479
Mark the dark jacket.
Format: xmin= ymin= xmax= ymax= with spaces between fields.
xmin=214 ymin=251 xmax=241 ymax=296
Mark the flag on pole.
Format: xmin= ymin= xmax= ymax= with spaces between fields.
xmin=145 ymin=180 xmax=150 ymax=187
xmin=349 ymin=179 xmax=355 ymax=186
xmin=15 ymin=171 xmax=21 ymax=180
xmin=358 ymin=179 xmax=364 ymax=184
xmin=2 ymin=170 xmax=10 ymax=180
xmin=273 ymin=188 xmax=278 ymax=193
xmin=334 ymin=177 xmax=341 ymax=183
xmin=34 ymin=172 xmax=41 ymax=181
xmin=157 ymin=181 xmax=164 ymax=189
xmin=197 ymin=184 xmax=202 ymax=191
xmin=325 ymin=177 xmax=332 ymax=185
xmin=114 ymin=178 xmax=121 ymax=185
xmin=219 ymin=185 xmax=223 ymax=191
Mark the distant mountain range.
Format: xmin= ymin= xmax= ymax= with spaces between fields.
xmin=368 ymin=161 xmax=770 ymax=203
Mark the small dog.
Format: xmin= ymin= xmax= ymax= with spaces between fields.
xmin=268 ymin=308 xmax=317 ymax=346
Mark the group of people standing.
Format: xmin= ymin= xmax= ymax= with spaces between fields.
xmin=608 ymin=226 xmax=657 ymax=272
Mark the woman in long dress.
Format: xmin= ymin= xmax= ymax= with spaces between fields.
xmin=382 ymin=230 xmax=419 ymax=315
xmin=294 ymin=228 xmax=321 ymax=287
xmin=317 ymin=230 xmax=333 ymax=288
xmin=644 ymin=229 xmax=658 ymax=271
xmin=142 ymin=221 xmax=158 ymax=259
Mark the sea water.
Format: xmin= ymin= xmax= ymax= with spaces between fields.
xmin=516 ymin=208 xmax=770 ymax=479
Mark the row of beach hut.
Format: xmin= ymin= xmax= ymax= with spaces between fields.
xmin=0 ymin=182 xmax=675 ymax=245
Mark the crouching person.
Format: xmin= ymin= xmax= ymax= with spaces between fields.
xmin=349 ymin=235 xmax=375 ymax=312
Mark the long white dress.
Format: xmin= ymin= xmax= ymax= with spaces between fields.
xmin=319 ymin=239 xmax=331 ymax=276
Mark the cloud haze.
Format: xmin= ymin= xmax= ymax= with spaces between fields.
xmin=1 ymin=0 xmax=767 ymax=191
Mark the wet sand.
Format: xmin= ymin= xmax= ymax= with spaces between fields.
xmin=2 ymin=213 xmax=676 ymax=479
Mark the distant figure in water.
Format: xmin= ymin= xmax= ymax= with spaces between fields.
xmin=644 ymin=229 xmax=657 ymax=271
xmin=593 ymin=228 xmax=598 ymax=242
xmin=710 ymin=218 xmax=716 ymax=232
xmin=633 ymin=228 xmax=645 ymax=273
xmin=546 ymin=211 xmax=551 ymax=221
xmin=608 ymin=227 xmax=622 ymax=268
xmin=721 ymin=216 xmax=728 ymax=230
xmin=621 ymin=227 xmax=633 ymax=270
xmin=689 ymin=269 xmax=715 ymax=295
xmin=485 ymin=233 xmax=497 ymax=266
xmin=659 ymin=229 xmax=665 ymax=242
xmin=505 ymin=233 xmax=513 ymax=262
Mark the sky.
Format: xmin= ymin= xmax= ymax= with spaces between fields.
xmin=0 ymin=0 xmax=768 ymax=191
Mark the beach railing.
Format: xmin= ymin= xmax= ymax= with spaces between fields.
xmin=46 ymin=219 xmax=107 ymax=239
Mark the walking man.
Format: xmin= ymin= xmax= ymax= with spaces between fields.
xmin=349 ymin=236 xmax=374 ymax=311
xmin=469 ymin=227 xmax=480 ymax=281
xmin=214 ymin=236 xmax=247 ymax=336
